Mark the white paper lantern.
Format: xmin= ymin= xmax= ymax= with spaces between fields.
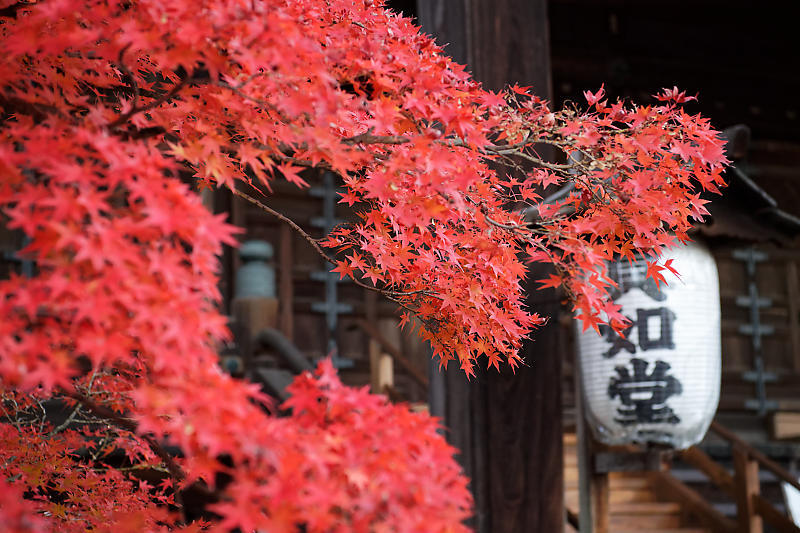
xmin=576 ymin=241 xmax=721 ymax=449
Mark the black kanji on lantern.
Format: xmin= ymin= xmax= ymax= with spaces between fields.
xmin=598 ymin=307 xmax=676 ymax=358
xmin=608 ymin=358 xmax=682 ymax=425
xmin=608 ymin=259 xmax=666 ymax=301
xmin=598 ymin=319 xmax=636 ymax=358
xmin=636 ymin=307 xmax=676 ymax=351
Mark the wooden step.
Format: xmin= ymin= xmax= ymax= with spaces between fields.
xmin=611 ymin=513 xmax=681 ymax=529
xmin=565 ymin=476 xmax=651 ymax=490
xmin=609 ymin=488 xmax=657 ymax=504
xmin=566 ymin=488 xmax=657 ymax=507
xmin=611 ymin=502 xmax=681 ymax=514
xmin=613 ymin=530 xmax=708 ymax=533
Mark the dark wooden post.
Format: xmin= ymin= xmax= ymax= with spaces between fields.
xmin=417 ymin=2 xmax=560 ymax=532
xmin=416 ymin=3 xmax=560 ymax=531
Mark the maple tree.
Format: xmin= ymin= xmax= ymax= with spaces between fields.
xmin=0 ymin=0 xmax=728 ymax=530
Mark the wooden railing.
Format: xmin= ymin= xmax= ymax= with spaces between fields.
xmin=353 ymin=319 xmax=429 ymax=389
xmin=667 ymin=420 xmax=800 ymax=533
xmin=351 ymin=319 xmax=428 ymax=403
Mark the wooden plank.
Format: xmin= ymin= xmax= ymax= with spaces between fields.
xmin=610 ymin=513 xmax=680 ymax=529
xmin=611 ymin=502 xmax=680 ymax=514
xmin=679 ymin=446 xmax=736 ymax=498
xmin=732 ymin=444 xmax=763 ymax=533
xmin=772 ymin=412 xmax=800 ymax=440
xmin=652 ymin=471 xmax=737 ymax=533
xmin=278 ymin=224 xmax=294 ymax=341
xmin=608 ymin=488 xmax=655 ymax=504
xmin=612 ymin=530 xmax=708 ymax=533
xmin=786 ymin=261 xmax=800 ymax=371
xmin=753 ymin=494 xmax=800 ymax=533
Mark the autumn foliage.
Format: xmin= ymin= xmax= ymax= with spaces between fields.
xmin=0 ymin=0 xmax=727 ymax=530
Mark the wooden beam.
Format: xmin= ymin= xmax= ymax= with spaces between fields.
xmin=711 ymin=421 xmax=800 ymax=493
xmin=772 ymin=412 xmax=800 ymax=440
xmin=680 ymin=446 xmax=736 ymax=498
xmin=652 ymin=471 xmax=737 ymax=533
xmin=594 ymin=450 xmax=663 ymax=473
xmin=733 ymin=444 xmax=763 ymax=533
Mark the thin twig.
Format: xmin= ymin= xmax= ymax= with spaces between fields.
xmin=108 ymin=73 xmax=191 ymax=129
xmin=64 ymin=390 xmax=185 ymax=480
xmin=63 ymin=389 xmax=188 ymax=523
xmin=49 ymin=402 xmax=81 ymax=436
xmin=115 ymin=44 xmax=140 ymax=114
xmin=231 ymin=187 xmax=424 ymax=299
xmin=232 ymin=188 xmax=336 ymax=266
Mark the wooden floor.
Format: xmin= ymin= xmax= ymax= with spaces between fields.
xmin=564 ymin=433 xmax=709 ymax=533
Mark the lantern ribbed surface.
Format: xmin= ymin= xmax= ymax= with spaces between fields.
xmin=576 ymin=241 xmax=721 ymax=449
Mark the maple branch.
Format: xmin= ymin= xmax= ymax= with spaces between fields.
xmin=115 ymin=44 xmax=140 ymax=114
xmin=108 ymin=73 xmax=191 ymax=129
xmin=232 ymin=187 xmax=335 ymax=265
xmin=0 ymin=93 xmax=68 ymax=122
xmin=341 ymin=131 xmax=579 ymax=173
xmin=64 ymin=390 xmax=186 ymax=480
xmin=62 ymin=388 xmax=189 ymax=523
xmin=215 ymin=79 xmax=294 ymax=123
xmin=342 ymin=130 xmax=408 ymax=146
xmin=231 ymin=188 xmax=431 ymax=301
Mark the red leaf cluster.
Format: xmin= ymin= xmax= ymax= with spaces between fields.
xmin=0 ymin=0 xmax=727 ymax=529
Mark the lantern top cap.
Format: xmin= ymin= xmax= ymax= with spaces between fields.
xmin=240 ymin=240 xmax=274 ymax=261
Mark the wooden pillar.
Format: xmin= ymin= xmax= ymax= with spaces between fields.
xmin=418 ymin=0 xmax=552 ymax=96
xmin=733 ymin=444 xmax=763 ymax=533
xmin=417 ymin=1 xmax=559 ymax=532
xmin=589 ymin=469 xmax=609 ymax=533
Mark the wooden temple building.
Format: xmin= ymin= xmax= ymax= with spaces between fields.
xmin=2 ymin=1 xmax=800 ymax=532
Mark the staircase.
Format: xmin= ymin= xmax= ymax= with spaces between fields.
xmin=564 ymin=422 xmax=800 ymax=533
xmin=564 ymin=433 xmax=709 ymax=533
